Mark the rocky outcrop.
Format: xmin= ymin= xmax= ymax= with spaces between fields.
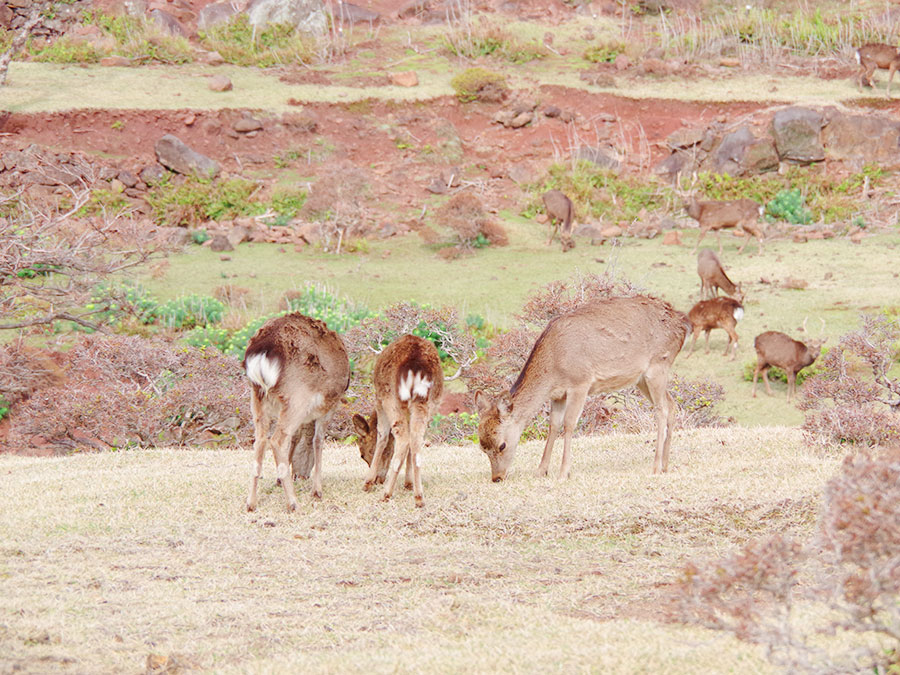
xmin=154 ymin=134 xmax=220 ymax=178
xmin=247 ymin=0 xmax=327 ymax=35
xmin=772 ymin=107 xmax=825 ymax=163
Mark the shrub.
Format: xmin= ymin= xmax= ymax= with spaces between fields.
xmin=443 ymin=20 xmax=547 ymax=63
xmin=799 ymin=313 xmax=900 ymax=448
xmin=677 ymin=445 xmax=900 ymax=673
xmin=429 ymin=412 xmax=479 ymax=445
xmin=583 ymin=42 xmax=623 ymax=63
xmin=281 ymin=285 xmax=371 ymax=334
xmin=198 ymin=14 xmax=313 ymax=67
xmin=434 ymin=192 xmax=509 ymax=252
xmin=450 ymin=67 xmax=509 ymax=103
xmin=4 ymin=335 xmax=251 ymax=451
xmin=155 ymin=295 xmax=225 ymax=330
xmin=766 ymin=188 xmax=812 ymax=224
xmin=145 ymin=176 xmax=262 ymax=227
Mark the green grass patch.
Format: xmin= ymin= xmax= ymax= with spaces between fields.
xmin=198 ymin=14 xmax=314 ymax=67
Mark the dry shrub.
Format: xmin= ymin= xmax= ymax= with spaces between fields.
xmin=0 ymin=339 xmax=64 ymax=408
xmin=678 ymin=445 xmax=900 ymax=673
xmin=800 ymin=313 xmax=900 ymax=448
xmin=434 ymin=192 xmax=508 ymax=251
xmin=213 ymin=284 xmax=250 ymax=307
xmin=301 ymin=163 xmax=372 ymax=252
xmin=5 ymin=335 xmax=252 ymax=452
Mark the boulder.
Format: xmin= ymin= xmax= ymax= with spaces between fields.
xmin=154 ymin=134 xmax=220 ymax=178
xmin=140 ymin=164 xmax=167 ymax=185
xmin=209 ymin=234 xmax=234 ymax=252
xmin=336 ymin=2 xmax=380 ymax=23
xmin=666 ymin=127 xmax=704 ymax=150
xmin=575 ymin=146 xmax=620 ymax=173
xmin=390 ymin=71 xmax=418 ymax=87
xmin=197 ymin=2 xmax=238 ymax=30
xmin=741 ymin=138 xmax=779 ymax=174
xmin=208 ymin=75 xmax=233 ymax=91
xmin=149 ymin=9 xmax=187 ymax=37
xmin=247 ymin=0 xmax=328 ymax=35
xmin=707 ymin=125 xmax=755 ymax=175
xmin=772 ymin=107 xmax=824 ymax=163
xmin=233 ymin=116 xmax=263 ymax=132
xmin=822 ymin=112 xmax=900 ymax=165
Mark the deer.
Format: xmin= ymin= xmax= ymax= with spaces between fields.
xmin=686 ymin=296 xmax=744 ymax=360
xmin=542 ymin=189 xmax=576 ymax=252
xmin=856 ymin=43 xmax=900 ymax=96
xmin=474 ymin=296 xmax=691 ymax=483
xmin=243 ymin=312 xmax=350 ymax=512
xmin=752 ymin=331 xmax=826 ymax=401
xmin=362 ymin=334 xmax=444 ymax=507
xmin=352 ymin=409 xmax=402 ymax=487
xmin=685 ymin=196 xmax=765 ymax=255
xmin=697 ymin=248 xmax=741 ymax=300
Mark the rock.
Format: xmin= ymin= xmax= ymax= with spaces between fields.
xmin=666 ymin=127 xmax=704 ymax=149
xmin=741 ymin=138 xmax=779 ymax=174
xmin=296 ymin=222 xmax=322 ymax=244
xmin=654 ymin=151 xmax=692 ymax=181
xmin=336 ymin=2 xmax=380 ymax=22
xmin=662 ymin=230 xmax=682 ymax=245
xmin=580 ymin=71 xmax=617 ymax=88
xmin=507 ymin=112 xmax=533 ymax=128
xmin=201 ymin=50 xmax=226 ymax=66
xmin=208 ymin=75 xmax=233 ymax=92
xmin=543 ymin=105 xmax=561 ymax=118
xmin=719 ymin=57 xmax=741 ymax=68
xmin=850 ymin=231 xmax=865 ymax=244
xmin=600 ymin=225 xmax=623 ymax=237
xmin=708 ymin=125 xmax=755 ymax=175
xmin=149 ymin=9 xmax=187 ymax=36
xmin=154 ymin=134 xmax=220 ymax=178
xmin=507 ymin=162 xmax=537 ymax=184
xmin=227 ymin=225 xmax=250 ymax=248
xmin=772 ymin=107 xmax=825 ymax=163
xmin=390 ymin=71 xmax=418 ymax=87
xmin=640 ymin=57 xmax=669 ymax=75
xmin=233 ymin=116 xmax=263 ymax=132
xmin=100 ymin=55 xmax=131 ymax=67
xmin=209 ymin=234 xmax=234 ymax=252
xmin=822 ymin=112 xmax=900 ymax=165
xmin=117 ymin=170 xmax=139 ymax=188
xmin=140 ymin=164 xmax=167 ymax=185
xmin=614 ymin=54 xmax=631 ymax=71
xmin=439 ymin=167 xmax=461 ymax=188
xmin=575 ymin=146 xmax=620 ymax=172
xmin=780 ymin=277 xmax=808 ymax=290
xmin=425 ymin=177 xmax=447 ymax=194
xmin=247 ymin=0 xmax=328 ymax=35
xmin=197 ymin=1 xmax=238 ymax=30
xmin=395 ymin=0 xmax=429 ymax=18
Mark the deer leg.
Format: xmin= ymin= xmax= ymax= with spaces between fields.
xmin=272 ymin=410 xmax=304 ymax=512
xmin=762 ymin=367 xmax=774 ymax=397
xmin=291 ymin=422 xmax=315 ymax=481
xmin=537 ymin=397 xmax=566 ymax=477
xmin=382 ymin=420 xmax=411 ymax=503
xmin=686 ymin=327 xmax=701 ymax=358
xmin=888 ymin=63 xmax=897 ymax=98
xmin=404 ymin=452 xmax=414 ymax=490
xmin=547 ymin=221 xmax=558 ymax=246
xmin=246 ymin=390 xmax=269 ymax=512
xmin=751 ymin=363 xmax=762 ymax=397
xmin=309 ymin=417 xmax=327 ymax=500
xmin=637 ymin=372 xmax=673 ymax=473
xmin=408 ymin=404 xmax=428 ymax=507
xmin=724 ymin=325 xmax=739 ymax=360
xmin=704 ymin=329 xmax=712 ymax=354
xmin=558 ymin=388 xmax=589 ymax=481
xmin=364 ymin=404 xmax=394 ymax=491
xmin=692 ymin=228 xmax=707 ymax=254
xmin=786 ymin=371 xmax=797 ymax=401
xmin=715 ymin=229 xmax=724 ymax=255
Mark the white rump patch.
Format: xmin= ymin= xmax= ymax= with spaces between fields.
xmin=415 ymin=452 xmax=423 ymax=468
xmin=245 ymin=353 xmax=281 ymax=393
xmin=733 ymin=306 xmax=745 ymax=322
xmin=757 ymin=205 xmax=764 ymax=217
xmin=399 ymin=370 xmax=433 ymax=401
xmin=855 ymin=49 xmax=861 ymax=65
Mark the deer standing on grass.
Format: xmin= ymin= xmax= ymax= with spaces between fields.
xmin=686 ymin=296 xmax=744 ymax=360
xmin=352 ymin=410 xmax=401 ymax=487
xmin=542 ymin=189 xmax=576 ymax=252
xmin=856 ymin=43 xmax=900 ymax=96
xmin=362 ymin=334 xmax=444 ymax=507
xmin=243 ymin=313 xmax=350 ymax=512
xmin=697 ymin=248 xmax=741 ymax=299
xmin=686 ymin=196 xmax=765 ymax=255
xmin=474 ymin=296 xmax=690 ymax=482
xmin=752 ymin=331 xmax=826 ymax=401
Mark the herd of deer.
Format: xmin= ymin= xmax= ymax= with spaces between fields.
xmin=236 ymin=43 xmax=900 ymax=513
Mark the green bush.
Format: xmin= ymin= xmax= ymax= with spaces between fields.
xmin=224 ymin=314 xmax=277 ymax=359
xmin=32 ymin=37 xmax=104 ymax=63
xmin=183 ymin=325 xmax=232 ymax=351
xmin=283 ymin=286 xmax=371 ymax=334
xmin=156 ymin=295 xmax=226 ymax=330
xmin=145 ymin=176 xmax=263 ymax=227
xmin=450 ymin=67 xmax=509 ymax=103
xmin=766 ymin=188 xmax=812 ymax=224
xmin=0 ymin=394 xmax=9 ymax=420
xmin=583 ymin=43 xmax=623 ymax=63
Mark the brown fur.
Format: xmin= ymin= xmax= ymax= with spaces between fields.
xmin=686 ymin=296 xmax=744 ymax=361
xmin=352 ymin=410 xmax=395 ymax=483
xmin=856 ymin=43 xmax=900 ymax=96
xmin=752 ymin=331 xmax=826 ymax=400
xmin=363 ymin=334 xmax=444 ymax=507
xmin=542 ymin=189 xmax=575 ymax=252
xmin=243 ymin=312 xmax=350 ymax=512
xmin=697 ymin=248 xmax=740 ymax=300
xmin=475 ymin=296 xmax=690 ymax=481
xmin=686 ymin=197 xmax=765 ymax=255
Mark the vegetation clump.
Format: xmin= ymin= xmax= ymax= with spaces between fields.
xmin=450 ymin=67 xmax=509 ymax=103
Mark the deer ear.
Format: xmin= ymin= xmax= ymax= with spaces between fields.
xmin=352 ymin=414 xmax=369 ymax=435
xmin=474 ymin=390 xmax=491 ymax=413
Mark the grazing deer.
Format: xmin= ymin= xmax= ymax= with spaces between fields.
xmin=352 ymin=409 xmax=403 ymax=487
xmin=542 ymin=189 xmax=576 ymax=252
xmin=752 ymin=331 xmax=826 ymax=401
xmin=243 ymin=312 xmax=350 ymax=512
xmin=686 ymin=196 xmax=765 ymax=255
xmin=474 ymin=296 xmax=690 ymax=482
xmin=362 ymin=334 xmax=444 ymax=507
xmin=856 ymin=43 xmax=900 ymax=96
xmin=697 ymin=248 xmax=741 ymax=300
xmin=686 ymin=296 xmax=744 ymax=360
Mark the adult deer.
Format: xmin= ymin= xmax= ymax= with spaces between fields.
xmin=686 ymin=196 xmax=765 ymax=255
xmin=362 ymin=334 xmax=444 ymax=507
xmin=352 ymin=410 xmax=402 ymax=487
xmin=243 ymin=312 xmax=350 ymax=512
xmin=542 ymin=189 xmax=576 ymax=252
xmin=697 ymin=248 xmax=741 ymax=300
xmin=686 ymin=296 xmax=745 ymax=360
xmin=752 ymin=330 xmax=826 ymax=400
xmin=475 ymin=296 xmax=690 ymax=482
xmin=856 ymin=43 xmax=900 ymax=96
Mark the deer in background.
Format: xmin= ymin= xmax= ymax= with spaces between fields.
xmin=686 ymin=196 xmax=765 ymax=255
xmin=243 ymin=313 xmax=350 ymax=512
xmin=752 ymin=330 xmax=826 ymax=400
xmin=542 ymin=189 xmax=576 ymax=252
xmin=686 ymin=296 xmax=744 ymax=360
xmin=697 ymin=248 xmax=741 ymax=300
xmin=856 ymin=43 xmax=900 ymax=96
xmin=352 ymin=410 xmax=401 ymax=487
xmin=475 ymin=296 xmax=691 ymax=482
xmin=362 ymin=334 xmax=444 ymax=507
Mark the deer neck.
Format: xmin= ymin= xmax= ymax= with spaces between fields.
xmin=507 ymin=372 xmax=553 ymax=432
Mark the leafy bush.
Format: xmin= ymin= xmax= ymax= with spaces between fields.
xmin=155 ymin=295 xmax=225 ymax=330
xmin=183 ymin=325 xmax=232 ymax=352
xmin=281 ymin=285 xmax=371 ymax=334
xmin=766 ymin=188 xmax=812 ymax=224
xmin=89 ymin=282 xmax=161 ymax=327
xmin=583 ymin=42 xmax=623 ymax=63
xmin=450 ymin=67 xmax=509 ymax=103
xmin=31 ymin=37 xmax=104 ymax=63
xmin=800 ymin=313 xmax=900 ymax=448
xmin=678 ymin=445 xmax=900 ymax=673
xmin=741 ymin=358 xmax=823 ymax=387
xmin=443 ymin=20 xmax=547 ymax=63
xmin=429 ymin=412 xmax=479 ymax=445
xmin=145 ymin=176 xmax=262 ymax=227
xmin=0 ymin=394 xmax=8 ymax=420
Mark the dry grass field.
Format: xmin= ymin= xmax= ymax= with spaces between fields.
xmin=0 ymin=426 xmax=843 ymax=673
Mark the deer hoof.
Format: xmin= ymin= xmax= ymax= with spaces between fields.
xmin=363 ymin=481 xmax=374 ymax=492
xmin=381 ymin=493 xmax=391 ymax=503
xmin=404 ymin=481 xmax=413 ymax=490
xmin=415 ymin=496 xmax=424 ymax=508
xmin=287 ymin=501 xmax=297 ymax=513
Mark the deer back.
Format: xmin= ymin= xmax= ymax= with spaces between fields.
xmin=374 ymin=334 xmax=444 ymax=408
xmin=697 ymin=249 xmax=738 ymax=296
xmin=511 ymin=296 xmax=690 ymax=398
xmin=542 ymin=190 xmax=574 ymax=229
xmin=753 ymin=330 xmax=817 ymax=371
xmin=857 ymin=43 xmax=900 ymax=68
xmin=688 ymin=297 xmax=744 ymax=331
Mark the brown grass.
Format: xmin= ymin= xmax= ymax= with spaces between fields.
xmin=0 ymin=427 xmax=845 ymax=673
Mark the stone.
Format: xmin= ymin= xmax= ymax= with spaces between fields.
xmin=507 ymin=162 xmax=537 ymax=184
xmin=822 ymin=112 xmax=900 ymax=165
xmin=117 ymin=170 xmax=139 ymax=188
xmin=336 ymin=2 xmax=380 ymax=22
xmin=666 ymin=127 xmax=704 ymax=149
xmin=543 ymin=105 xmax=561 ymax=118
xmin=654 ymin=151 xmax=692 ymax=181
xmin=507 ymin=112 xmax=533 ymax=129
xmin=390 ymin=71 xmax=418 ymax=87
xmin=149 ymin=9 xmax=187 ymax=37
xmin=741 ymin=138 xmax=779 ymax=174
xmin=600 ymin=225 xmax=623 ymax=237
xmin=395 ymin=0 xmax=429 ymax=18
xmin=614 ymin=54 xmax=631 ymax=71
xmin=100 ymin=55 xmax=131 ymax=67
xmin=772 ymin=107 xmax=825 ymax=163
xmin=199 ymin=50 xmax=225 ymax=66
xmin=708 ymin=125 xmax=755 ymax=175
xmin=154 ymin=134 xmax=220 ymax=178
xmin=575 ymin=146 xmax=620 ymax=172
xmin=247 ymin=0 xmax=328 ymax=35
xmin=140 ymin=164 xmax=167 ymax=185
xmin=209 ymin=234 xmax=233 ymax=252
xmin=227 ymin=225 xmax=250 ymax=248
xmin=208 ymin=75 xmax=233 ymax=92
xmin=197 ymin=1 xmax=238 ymax=30
xmin=233 ymin=117 xmax=263 ymax=133
xmin=662 ymin=230 xmax=682 ymax=245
